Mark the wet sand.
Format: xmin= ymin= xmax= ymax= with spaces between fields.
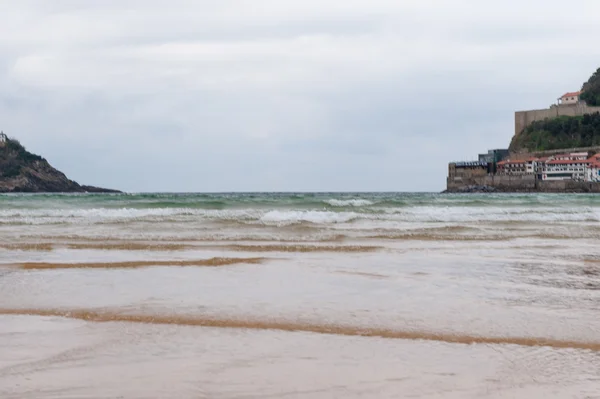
xmin=2 ymin=193 xmax=600 ymax=398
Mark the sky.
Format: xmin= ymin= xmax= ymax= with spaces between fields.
xmin=0 ymin=0 xmax=599 ymax=192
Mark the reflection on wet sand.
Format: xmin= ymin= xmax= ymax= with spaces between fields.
xmin=225 ymin=244 xmax=381 ymax=252
xmin=0 ymin=242 xmax=195 ymax=251
xmin=12 ymin=257 xmax=266 ymax=270
xmin=334 ymin=270 xmax=390 ymax=279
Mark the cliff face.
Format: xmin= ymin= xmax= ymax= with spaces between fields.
xmin=0 ymin=138 xmax=120 ymax=193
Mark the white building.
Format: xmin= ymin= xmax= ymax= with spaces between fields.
xmin=587 ymin=163 xmax=600 ymax=182
xmin=496 ymin=158 xmax=538 ymax=175
xmin=558 ymin=91 xmax=581 ymax=105
xmin=542 ymin=159 xmax=589 ymax=181
xmin=0 ymin=132 xmax=6 ymax=146
xmin=586 ymin=154 xmax=600 ymax=182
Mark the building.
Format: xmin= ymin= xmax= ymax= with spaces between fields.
xmin=447 ymin=147 xmax=600 ymax=192
xmin=448 ymin=161 xmax=490 ymax=181
xmin=478 ymin=149 xmax=509 ymax=164
xmin=586 ymin=154 xmax=600 ymax=182
xmin=0 ymin=131 xmax=6 ymax=146
xmin=542 ymin=154 xmax=592 ymax=181
xmin=587 ymin=162 xmax=600 ymax=182
xmin=496 ymin=158 xmax=538 ymax=175
xmin=558 ymin=91 xmax=581 ymax=105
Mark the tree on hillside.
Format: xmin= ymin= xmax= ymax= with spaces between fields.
xmin=581 ymin=67 xmax=600 ymax=106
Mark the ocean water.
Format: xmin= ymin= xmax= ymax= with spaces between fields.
xmin=1 ymin=192 xmax=600 ymax=398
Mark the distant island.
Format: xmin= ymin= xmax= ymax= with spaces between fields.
xmin=0 ymin=133 xmax=120 ymax=193
xmin=446 ymin=67 xmax=600 ymax=193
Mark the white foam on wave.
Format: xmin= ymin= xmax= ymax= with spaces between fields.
xmin=3 ymin=205 xmax=600 ymax=226
xmin=259 ymin=210 xmax=359 ymax=226
xmin=324 ymin=199 xmax=374 ymax=207
xmin=393 ymin=206 xmax=600 ymax=223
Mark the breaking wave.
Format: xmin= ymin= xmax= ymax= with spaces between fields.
xmin=3 ymin=206 xmax=600 ymax=226
xmin=324 ymin=199 xmax=374 ymax=207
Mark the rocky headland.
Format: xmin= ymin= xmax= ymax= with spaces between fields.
xmin=0 ymin=135 xmax=120 ymax=193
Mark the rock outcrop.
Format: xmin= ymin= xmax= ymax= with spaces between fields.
xmin=0 ymin=137 xmax=120 ymax=193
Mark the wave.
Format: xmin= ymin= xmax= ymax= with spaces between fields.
xmin=259 ymin=210 xmax=360 ymax=226
xmin=324 ymin=199 xmax=374 ymax=207
xmin=2 ymin=308 xmax=600 ymax=351
xmin=4 ymin=204 xmax=600 ymax=226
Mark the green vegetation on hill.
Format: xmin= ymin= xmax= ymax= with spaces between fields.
xmin=509 ymin=112 xmax=600 ymax=152
xmin=0 ymin=138 xmax=45 ymax=178
xmin=5 ymin=137 xmax=45 ymax=162
xmin=580 ymin=67 xmax=600 ymax=106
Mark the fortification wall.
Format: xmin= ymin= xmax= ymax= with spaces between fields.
xmin=511 ymin=145 xmax=600 ymax=158
xmin=514 ymin=103 xmax=600 ymax=136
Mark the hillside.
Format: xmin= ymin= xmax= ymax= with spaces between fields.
xmin=0 ymin=136 xmax=120 ymax=193
xmin=580 ymin=67 xmax=600 ymax=106
xmin=510 ymin=67 xmax=600 ymax=153
xmin=509 ymin=112 xmax=600 ymax=152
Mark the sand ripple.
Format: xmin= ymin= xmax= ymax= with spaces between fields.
xmin=1 ymin=308 xmax=599 ymax=351
xmin=11 ymin=258 xmax=266 ymax=270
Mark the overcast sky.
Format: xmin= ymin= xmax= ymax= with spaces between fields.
xmin=0 ymin=0 xmax=599 ymax=192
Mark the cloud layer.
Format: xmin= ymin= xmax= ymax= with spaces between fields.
xmin=1 ymin=0 xmax=599 ymax=191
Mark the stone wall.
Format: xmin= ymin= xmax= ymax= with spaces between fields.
xmin=448 ymin=164 xmax=488 ymax=180
xmin=514 ymin=103 xmax=600 ymax=137
xmin=446 ymin=174 xmax=600 ymax=193
xmin=537 ymin=180 xmax=600 ymax=193
xmin=446 ymin=174 xmax=535 ymax=192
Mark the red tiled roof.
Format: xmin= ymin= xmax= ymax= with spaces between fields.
xmin=560 ymin=91 xmax=581 ymax=99
xmin=498 ymin=160 xmax=524 ymax=165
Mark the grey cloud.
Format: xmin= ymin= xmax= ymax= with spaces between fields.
xmin=1 ymin=0 xmax=599 ymax=191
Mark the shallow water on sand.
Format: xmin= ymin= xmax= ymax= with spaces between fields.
xmin=1 ymin=193 xmax=600 ymax=398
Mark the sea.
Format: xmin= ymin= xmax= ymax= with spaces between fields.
xmin=1 ymin=192 xmax=600 ymax=398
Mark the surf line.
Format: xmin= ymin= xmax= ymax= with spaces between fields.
xmin=1 ymin=308 xmax=599 ymax=351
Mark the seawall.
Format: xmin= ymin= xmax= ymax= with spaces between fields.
xmin=446 ymin=175 xmax=600 ymax=193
